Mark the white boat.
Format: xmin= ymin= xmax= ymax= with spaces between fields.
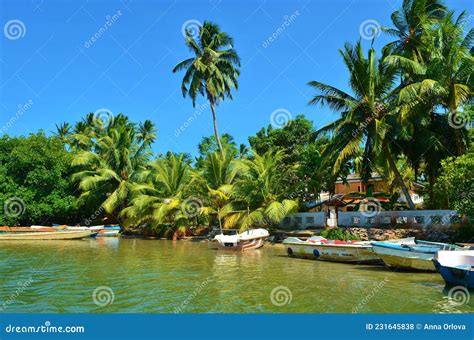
xmin=283 ymin=236 xmax=415 ymax=264
xmin=0 ymin=230 xmax=94 ymax=240
xmin=371 ymin=240 xmax=462 ymax=272
xmin=65 ymin=226 xmax=105 ymax=231
xmin=433 ymin=250 xmax=474 ymax=288
xmin=214 ymin=229 xmax=269 ymax=251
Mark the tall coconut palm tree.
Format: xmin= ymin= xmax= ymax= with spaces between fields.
xmin=308 ymin=41 xmax=417 ymax=209
xmin=172 ymin=21 xmax=240 ymax=154
xmin=71 ymin=119 xmax=154 ymax=222
xmin=382 ymin=0 xmax=446 ymax=62
xmin=388 ymin=11 xmax=473 ymax=155
xmin=221 ymin=149 xmax=298 ymax=231
xmin=121 ymin=153 xmax=193 ymax=238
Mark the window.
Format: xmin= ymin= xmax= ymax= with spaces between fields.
xmin=305 ymin=217 xmax=314 ymax=224
xmin=368 ymin=217 xmax=377 ymax=224
xmin=431 ymin=216 xmax=442 ymax=224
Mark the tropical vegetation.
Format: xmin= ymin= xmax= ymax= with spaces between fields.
xmin=1 ymin=2 xmax=473 ymax=234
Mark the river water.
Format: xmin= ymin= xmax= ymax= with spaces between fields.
xmin=0 ymin=239 xmax=472 ymax=313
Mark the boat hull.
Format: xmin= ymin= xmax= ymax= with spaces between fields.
xmin=96 ymin=230 xmax=120 ymax=237
xmin=372 ymin=244 xmax=436 ymax=272
xmin=0 ymin=230 xmax=93 ymax=240
xmin=216 ymin=237 xmax=265 ymax=251
xmin=433 ymin=250 xmax=474 ymax=288
xmin=284 ymin=242 xmax=381 ymax=264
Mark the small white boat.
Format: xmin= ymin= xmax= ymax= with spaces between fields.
xmin=433 ymin=250 xmax=474 ymax=288
xmin=371 ymin=240 xmax=462 ymax=272
xmin=65 ymin=226 xmax=105 ymax=232
xmin=0 ymin=230 xmax=94 ymax=240
xmin=214 ymin=229 xmax=269 ymax=251
xmin=283 ymin=236 xmax=415 ymax=264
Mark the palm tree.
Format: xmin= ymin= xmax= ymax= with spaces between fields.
xmin=172 ymin=21 xmax=240 ymax=154
xmin=308 ymin=41 xmax=416 ymax=209
xmin=121 ymin=153 xmax=193 ymax=239
xmin=387 ymin=11 xmax=473 ymax=155
xmin=53 ymin=122 xmax=72 ymax=144
xmin=221 ymin=149 xmax=298 ymax=231
xmin=382 ymin=0 xmax=446 ymax=62
xmin=195 ymin=150 xmax=242 ymax=230
xmin=71 ymin=119 xmax=154 ymax=223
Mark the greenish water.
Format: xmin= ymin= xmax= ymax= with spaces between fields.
xmin=0 ymin=239 xmax=472 ymax=313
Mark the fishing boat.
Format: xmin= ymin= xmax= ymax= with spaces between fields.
xmin=0 ymin=230 xmax=95 ymax=240
xmin=0 ymin=226 xmax=56 ymax=233
xmin=283 ymin=236 xmax=415 ymax=264
xmin=433 ymin=250 xmax=474 ymax=288
xmin=214 ymin=229 xmax=270 ymax=251
xmin=96 ymin=226 xmax=121 ymax=237
xmin=371 ymin=240 xmax=462 ymax=272
xmin=65 ymin=226 xmax=105 ymax=232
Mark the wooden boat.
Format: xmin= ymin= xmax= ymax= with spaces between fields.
xmin=96 ymin=229 xmax=120 ymax=237
xmin=0 ymin=230 xmax=94 ymax=240
xmin=371 ymin=240 xmax=463 ymax=272
xmin=214 ymin=229 xmax=269 ymax=251
xmin=0 ymin=226 xmax=56 ymax=233
xmin=433 ymin=250 xmax=474 ymax=288
xmin=283 ymin=236 xmax=415 ymax=264
xmin=65 ymin=226 xmax=104 ymax=232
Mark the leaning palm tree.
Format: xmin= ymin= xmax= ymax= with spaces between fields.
xmin=172 ymin=21 xmax=240 ymax=153
xmin=308 ymin=41 xmax=416 ymax=209
xmin=121 ymin=153 xmax=193 ymax=238
xmin=71 ymin=119 xmax=154 ymax=223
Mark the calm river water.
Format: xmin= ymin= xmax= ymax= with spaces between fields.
xmin=0 ymin=238 xmax=472 ymax=313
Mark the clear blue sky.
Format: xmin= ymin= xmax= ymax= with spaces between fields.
xmin=1 ymin=0 xmax=472 ymax=156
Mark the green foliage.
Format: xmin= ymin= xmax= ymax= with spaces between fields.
xmin=248 ymin=115 xmax=333 ymax=201
xmin=433 ymin=151 xmax=474 ymax=216
xmin=320 ymin=228 xmax=359 ymax=241
xmin=0 ymin=133 xmax=81 ymax=225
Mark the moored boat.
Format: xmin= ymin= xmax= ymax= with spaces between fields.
xmin=214 ymin=229 xmax=269 ymax=251
xmin=0 ymin=230 xmax=94 ymax=240
xmin=371 ymin=240 xmax=463 ymax=272
xmin=283 ymin=236 xmax=415 ymax=264
xmin=433 ymin=250 xmax=474 ymax=288
xmin=0 ymin=226 xmax=56 ymax=233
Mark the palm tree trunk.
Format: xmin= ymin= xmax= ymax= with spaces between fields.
xmin=450 ymin=108 xmax=465 ymax=155
xmin=382 ymin=140 xmax=416 ymax=210
xmin=209 ymin=102 xmax=224 ymax=154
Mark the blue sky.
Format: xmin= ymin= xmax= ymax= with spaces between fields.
xmin=0 ymin=0 xmax=472 ymax=156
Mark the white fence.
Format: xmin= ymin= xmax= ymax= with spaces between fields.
xmin=280 ymin=210 xmax=466 ymax=229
